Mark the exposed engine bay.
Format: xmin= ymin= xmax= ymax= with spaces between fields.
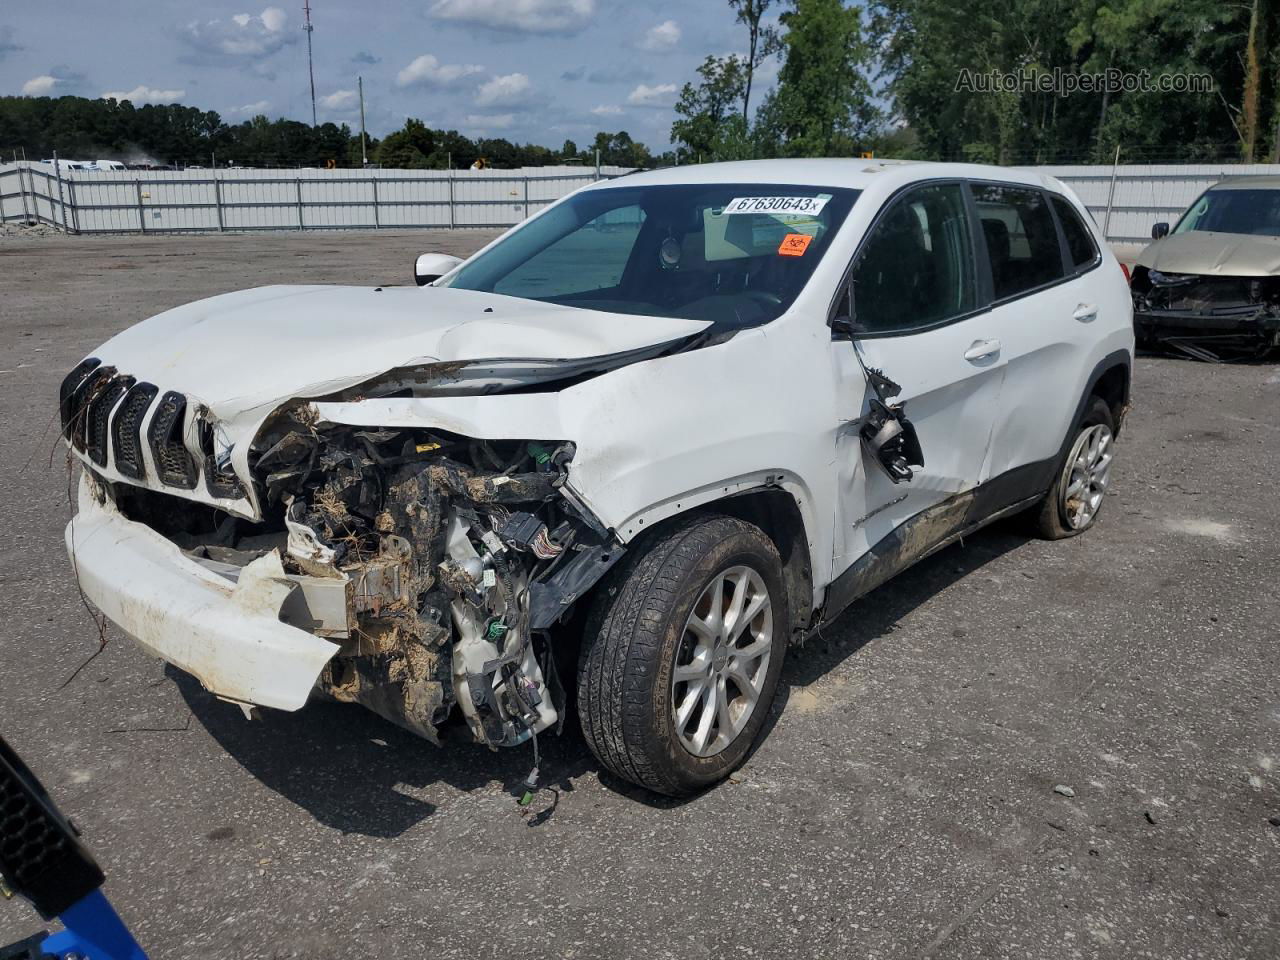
xmin=1130 ymin=267 xmax=1280 ymax=361
xmin=109 ymin=409 xmax=623 ymax=750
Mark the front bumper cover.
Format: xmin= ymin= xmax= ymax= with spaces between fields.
xmin=65 ymin=475 xmax=338 ymax=710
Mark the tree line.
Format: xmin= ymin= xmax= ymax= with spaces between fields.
xmin=0 ymin=95 xmax=660 ymax=169
xmin=1 ymin=0 xmax=1268 ymax=169
xmin=672 ymin=0 xmax=1264 ymax=165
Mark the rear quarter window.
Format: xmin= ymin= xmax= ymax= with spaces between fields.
xmin=1050 ymin=194 xmax=1100 ymax=271
xmin=971 ymin=183 xmax=1065 ymax=300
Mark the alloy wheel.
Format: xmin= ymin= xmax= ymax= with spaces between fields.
xmin=1061 ymin=423 xmax=1113 ymax=529
xmin=671 ymin=565 xmax=774 ymax=758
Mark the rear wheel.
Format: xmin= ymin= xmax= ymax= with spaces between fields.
xmin=1032 ymin=396 xmax=1116 ymax=539
xmin=577 ymin=515 xmax=789 ymax=796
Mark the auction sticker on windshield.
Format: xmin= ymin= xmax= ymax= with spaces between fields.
xmin=724 ymin=196 xmax=831 ymax=216
xmin=778 ymin=233 xmax=814 ymax=257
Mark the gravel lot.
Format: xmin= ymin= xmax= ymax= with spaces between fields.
xmin=2 ymin=230 xmax=1278 ymax=960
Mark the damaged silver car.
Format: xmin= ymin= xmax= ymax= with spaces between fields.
xmin=60 ymin=160 xmax=1133 ymax=796
xmin=1132 ymin=177 xmax=1280 ymax=360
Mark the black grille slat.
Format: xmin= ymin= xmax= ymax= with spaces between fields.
xmin=58 ymin=358 xmax=100 ymax=439
xmin=197 ymin=415 xmax=245 ymax=500
xmin=146 ymin=390 xmax=198 ymax=489
xmin=85 ymin=375 xmax=134 ymax=466
xmin=60 ymin=360 xmax=246 ymax=499
xmin=69 ymin=366 xmax=116 ymax=452
xmin=111 ymin=382 xmax=159 ymax=480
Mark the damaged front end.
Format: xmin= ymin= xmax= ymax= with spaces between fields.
xmin=1130 ymin=267 xmax=1280 ymax=361
xmin=113 ymin=409 xmax=621 ymax=750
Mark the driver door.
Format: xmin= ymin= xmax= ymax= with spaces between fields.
xmin=829 ymin=181 xmax=1006 ymax=595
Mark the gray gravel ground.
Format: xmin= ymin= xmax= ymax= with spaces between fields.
xmin=2 ymin=231 xmax=1278 ymax=960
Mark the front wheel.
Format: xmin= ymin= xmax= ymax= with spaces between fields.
xmin=577 ymin=515 xmax=789 ymax=796
xmin=1031 ymin=396 xmax=1116 ymax=539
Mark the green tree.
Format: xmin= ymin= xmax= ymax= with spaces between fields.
xmin=376 ymin=118 xmax=435 ymax=168
xmin=870 ymin=0 xmax=1250 ymax=163
xmin=757 ymin=0 xmax=876 ymax=157
xmin=670 ymin=55 xmax=748 ymax=159
xmin=728 ymin=0 xmax=780 ymax=119
xmin=590 ymin=131 xmax=653 ymax=167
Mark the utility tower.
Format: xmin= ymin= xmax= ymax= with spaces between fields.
xmin=304 ymin=0 xmax=317 ymax=127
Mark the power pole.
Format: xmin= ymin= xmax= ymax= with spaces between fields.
xmin=358 ymin=76 xmax=368 ymax=166
xmin=304 ymin=0 xmax=317 ymax=127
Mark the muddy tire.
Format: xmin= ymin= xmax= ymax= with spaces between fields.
xmin=1032 ymin=397 xmax=1116 ymax=540
xmin=576 ymin=514 xmax=789 ymax=797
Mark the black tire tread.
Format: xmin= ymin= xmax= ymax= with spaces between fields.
xmin=577 ymin=514 xmax=780 ymax=795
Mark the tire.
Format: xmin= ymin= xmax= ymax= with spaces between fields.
xmin=577 ymin=514 xmax=789 ymax=796
xmin=1031 ymin=396 xmax=1117 ymax=540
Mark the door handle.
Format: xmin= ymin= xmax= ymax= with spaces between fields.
xmin=1073 ymin=303 xmax=1099 ymax=322
xmin=963 ymin=339 xmax=1001 ymax=362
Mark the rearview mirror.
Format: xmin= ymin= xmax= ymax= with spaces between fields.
xmin=1151 ymin=222 xmax=1170 ymax=240
xmin=414 ymin=253 xmax=463 ymax=286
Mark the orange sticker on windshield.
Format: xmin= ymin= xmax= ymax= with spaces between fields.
xmin=778 ymin=233 xmax=813 ymax=257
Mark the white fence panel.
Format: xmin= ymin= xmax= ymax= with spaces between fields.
xmin=9 ymin=160 xmax=1280 ymax=245
xmin=0 ymin=162 xmax=624 ymax=234
xmin=1029 ymin=163 xmax=1280 ymax=244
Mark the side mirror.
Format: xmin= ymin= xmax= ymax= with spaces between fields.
xmin=414 ymin=253 xmax=463 ymax=286
xmin=830 ymin=315 xmax=855 ymax=341
xmin=1151 ymin=222 xmax=1170 ymax=240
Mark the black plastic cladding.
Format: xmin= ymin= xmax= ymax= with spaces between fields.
xmin=111 ymin=382 xmax=159 ymax=480
xmin=58 ymin=357 xmax=101 ymax=439
xmin=0 ymin=736 xmax=105 ymax=920
xmin=147 ymin=390 xmax=198 ymax=489
xmin=85 ymin=374 xmax=136 ymax=467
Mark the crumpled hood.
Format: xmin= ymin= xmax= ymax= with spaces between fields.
xmin=91 ymin=284 xmax=710 ymax=417
xmin=1137 ymin=231 xmax=1280 ymax=277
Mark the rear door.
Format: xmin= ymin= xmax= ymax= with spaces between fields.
xmin=971 ymin=182 xmax=1100 ymax=492
xmin=830 ymin=181 xmax=1006 ymax=579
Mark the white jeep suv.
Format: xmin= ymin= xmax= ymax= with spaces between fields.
xmin=60 ymin=160 xmax=1133 ymax=796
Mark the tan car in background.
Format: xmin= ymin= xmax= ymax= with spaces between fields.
xmin=1130 ymin=176 xmax=1280 ymax=361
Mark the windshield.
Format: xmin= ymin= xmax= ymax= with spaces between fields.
xmin=444 ymin=182 xmax=860 ymax=329
xmin=1174 ymin=188 xmax=1280 ymax=237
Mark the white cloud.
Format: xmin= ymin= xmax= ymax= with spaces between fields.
xmin=627 ymin=83 xmax=678 ymax=107
xmin=430 ymin=0 xmax=595 ymax=34
xmin=320 ymin=90 xmax=358 ymax=111
xmin=590 ymin=104 xmax=622 ymax=116
xmin=180 ymin=8 xmax=294 ymax=62
xmin=396 ymin=54 xmax=485 ymax=88
xmin=260 ymin=7 xmax=288 ymax=32
xmin=639 ymin=20 xmax=680 ymax=51
xmin=476 ymin=73 xmax=532 ymax=107
xmin=464 ymin=113 xmax=516 ymax=130
xmin=228 ymin=99 xmax=271 ymax=116
xmin=101 ymin=85 xmax=186 ymax=105
xmin=22 ymin=75 xmax=60 ymax=96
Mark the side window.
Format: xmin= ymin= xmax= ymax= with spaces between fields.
xmin=494 ymin=204 xmax=645 ymax=299
xmin=971 ymin=184 xmax=1065 ymax=299
xmin=850 ymin=183 xmax=977 ymax=334
xmin=1050 ymin=194 xmax=1099 ymax=271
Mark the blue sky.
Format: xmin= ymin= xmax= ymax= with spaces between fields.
xmin=0 ymin=1 xmax=783 ymax=150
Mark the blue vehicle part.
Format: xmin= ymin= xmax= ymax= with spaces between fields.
xmin=0 ymin=736 xmax=148 ymax=960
